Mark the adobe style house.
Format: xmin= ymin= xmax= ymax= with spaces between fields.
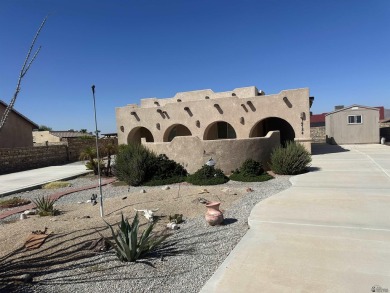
xmin=0 ymin=100 xmax=38 ymax=148
xmin=116 ymin=86 xmax=313 ymax=173
xmin=33 ymin=130 xmax=93 ymax=144
xmin=325 ymin=105 xmax=380 ymax=144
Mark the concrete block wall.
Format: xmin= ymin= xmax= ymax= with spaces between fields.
xmin=0 ymin=145 xmax=68 ymax=175
xmin=0 ymin=137 xmax=118 ymax=175
xmin=310 ymin=126 xmax=326 ymax=143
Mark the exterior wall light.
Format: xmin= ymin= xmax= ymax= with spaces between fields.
xmin=205 ymin=96 xmax=210 ymax=99
xmin=196 ymin=120 xmax=200 ymax=127
xmin=154 ymin=101 xmax=160 ymax=106
xmin=300 ymin=112 xmax=305 ymax=134
xmin=156 ymin=123 xmax=160 ymax=130
xmin=156 ymin=109 xmax=163 ymax=113
xmin=177 ymin=99 xmax=182 ymax=102
xmin=232 ymin=93 xmax=236 ymax=96
xmin=120 ymin=126 xmax=124 ymax=132
xmin=130 ymin=111 xmax=136 ymax=115
xmin=240 ymin=117 xmax=244 ymax=124
xmin=184 ymin=107 xmax=190 ymax=111
xmin=206 ymin=157 xmax=216 ymax=167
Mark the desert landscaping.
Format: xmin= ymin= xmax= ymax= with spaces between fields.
xmin=0 ymin=173 xmax=291 ymax=292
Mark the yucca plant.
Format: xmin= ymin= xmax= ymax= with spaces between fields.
xmin=32 ymin=196 xmax=58 ymax=216
xmin=103 ymin=213 xmax=169 ymax=262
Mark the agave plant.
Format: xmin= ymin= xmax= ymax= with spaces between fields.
xmin=103 ymin=212 xmax=169 ymax=262
xmin=32 ymin=196 xmax=58 ymax=216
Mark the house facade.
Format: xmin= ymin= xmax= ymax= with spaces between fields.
xmin=116 ymin=86 xmax=313 ymax=173
xmin=0 ymin=100 xmax=38 ymax=148
xmin=325 ymin=105 xmax=380 ymax=144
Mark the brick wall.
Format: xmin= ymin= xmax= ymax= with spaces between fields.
xmin=0 ymin=145 xmax=68 ymax=175
xmin=310 ymin=126 xmax=326 ymax=143
xmin=0 ymin=137 xmax=118 ymax=175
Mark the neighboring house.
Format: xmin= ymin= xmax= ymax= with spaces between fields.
xmin=33 ymin=130 xmax=93 ymax=144
xmin=0 ymin=100 xmax=39 ymax=148
xmin=325 ymin=105 xmax=380 ymax=144
xmin=116 ymin=86 xmax=313 ymax=172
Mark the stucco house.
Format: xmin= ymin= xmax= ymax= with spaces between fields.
xmin=33 ymin=130 xmax=93 ymax=144
xmin=116 ymin=86 xmax=313 ymax=173
xmin=325 ymin=105 xmax=380 ymax=144
xmin=0 ymin=100 xmax=39 ymax=148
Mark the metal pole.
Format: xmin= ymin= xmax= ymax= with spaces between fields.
xmin=91 ymin=85 xmax=104 ymax=217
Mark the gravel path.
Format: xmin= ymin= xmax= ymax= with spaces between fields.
xmin=2 ymin=175 xmax=291 ymax=293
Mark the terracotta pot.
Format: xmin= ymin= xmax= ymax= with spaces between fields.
xmin=205 ymin=201 xmax=224 ymax=226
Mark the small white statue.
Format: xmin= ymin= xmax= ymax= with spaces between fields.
xmin=134 ymin=208 xmax=159 ymax=222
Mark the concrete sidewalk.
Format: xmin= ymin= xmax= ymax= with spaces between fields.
xmin=0 ymin=161 xmax=92 ymax=197
xmin=201 ymin=144 xmax=390 ymax=293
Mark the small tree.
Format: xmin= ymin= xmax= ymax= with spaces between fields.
xmin=101 ymin=143 xmax=117 ymax=176
xmin=79 ymin=147 xmax=99 ymax=175
xmin=38 ymin=125 xmax=52 ymax=131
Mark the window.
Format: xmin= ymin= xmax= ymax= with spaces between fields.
xmin=348 ymin=115 xmax=362 ymax=124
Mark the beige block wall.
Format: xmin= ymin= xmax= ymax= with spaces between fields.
xmin=144 ymin=131 xmax=280 ymax=173
xmin=33 ymin=131 xmax=61 ymax=143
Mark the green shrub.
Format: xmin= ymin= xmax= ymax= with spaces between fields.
xmin=102 ymin=213 xmax=169 ymax=262
xmin=114 ymin=144 xmax=157 ymax=186
xmin=270 ymin=141 xmax=312 ymax=175
xmin=239 ymin=159 xmax=264 ymax=176
xmin=229 ymin=172 xmax=273 ymax=182
xmin=0 ymin=197 xmax=31 ymax=209
xmin=85 ymin=159 xmax=105 ymax=173
xmin=114 ymin=145 xmax=187 ymax=186
xmin=32 ymin=196 xmax=59 ymax=216
xmin=186 ymin=165 xmax=229 ymax=185
xmin=151 ymin=154 xmax=187 ymax=180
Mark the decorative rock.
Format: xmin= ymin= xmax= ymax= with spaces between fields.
xmin=166 ymin=222 xmax=179 ymax=230
xmin=20 ymin=214 xmax=27 ymax=220
xmin=122 ymin=196 xmax=127 ymax=200
xmin=162 ymin=186 xmax=170 ymax=190
xmin=140 ymin=189 xmax=146 ymax=193
xmin=23 ymin=210 xmax=36 ymax=215
xmin=77 ymin=201 xmax=83 ymax=204
xmin=246 ymin=187 xmax=254 ymax=192
xmin=86 ymin=200 xmax=92 ymax=203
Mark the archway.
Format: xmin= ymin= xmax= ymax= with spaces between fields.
xmin=249 ymin=117 xmax=295 ymax=145
xmin=163 ymin=124 xmax=192 ymax=142
xmin=203 ymin=121 xmax=237 ymax=140
xmin=127 ymin=127 xmax=154 ymax=144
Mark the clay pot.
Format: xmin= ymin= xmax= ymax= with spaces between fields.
xmin=205 ymin=201 xmax=224 ymax=226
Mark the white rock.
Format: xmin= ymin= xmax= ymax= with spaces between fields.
xmin=140 ymin=189 xmax=146 ymax=193
xmin=23 ymin=210 xmax=36 ymax=215
xmin=162 ymin=186 xmax=170 ymax=190
xmin=86 ymin=200 xmax=92 ymax=203
xmin=77 ymin=201 xmax=83 ymax=204
xmin=20 ymin=214 xmax=27 ymax=220
xmin=134 ymin=208 xmax=159 ymax=222
xmin=167 ymin=222 xmax=179 ymax=230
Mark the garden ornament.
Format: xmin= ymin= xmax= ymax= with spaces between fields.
xmin=134 ymin=208 xmax=159 ymax=222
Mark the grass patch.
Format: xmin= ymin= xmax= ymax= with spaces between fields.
xmin=229 ymin=173 xmax=274 ymax=182
xmin=0 ymin=197 xmax=31 ymax=209
xmin=111 ymin=181 xmax=128 ymax=187
xmin=42 ymin=181 xmax=72 ymax=189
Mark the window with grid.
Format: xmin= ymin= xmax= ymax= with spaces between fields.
xmin=348 ymin=115 xmax=362 ymax=124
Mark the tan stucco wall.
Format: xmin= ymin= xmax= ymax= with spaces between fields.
xmin=0 ymin=104 xmax=35 ymax=148
xmin=116 ymin=86 xmax=311 ymax=146
xmin=144 ymin=131 xmax=281 ymax=173
xmin=33 ymin=131 xmax=61 ymax=143
xmin=116 ymin=86 xmax=312 ymax=172
xmin=325 ymin=107 xmax=380 ymax=144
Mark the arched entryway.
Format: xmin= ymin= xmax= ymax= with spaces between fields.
xmin=203 ymin=121 xmax=237 ymax=140
xmin=163 ymin=124 xmax=192 ymax=142
xmin=127 ymin=127 xmax=154 ymax=144
xmin=249 ymin=117 xmax=295 ymax=145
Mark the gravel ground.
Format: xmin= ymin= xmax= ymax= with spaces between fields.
xmin=1 ymin=175 xmax=291 ymax=293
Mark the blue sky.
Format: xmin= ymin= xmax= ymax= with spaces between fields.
xmin=0 ymin=0 xmax=389 ymax=133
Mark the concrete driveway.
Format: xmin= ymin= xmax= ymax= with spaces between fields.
xmin=0 ymin=161 xmax=92 ymax=196
xmin=201 ymin=144 xmax=390 ymax=293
